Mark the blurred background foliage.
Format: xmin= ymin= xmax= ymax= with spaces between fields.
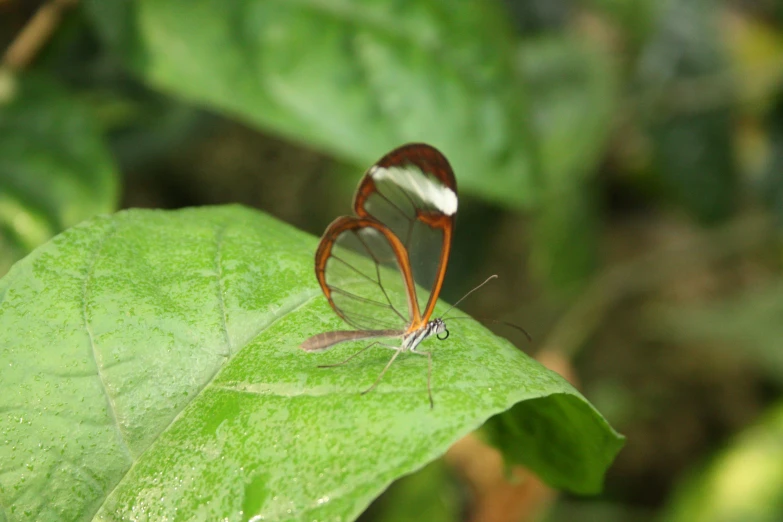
xmin=2 ymin=0 xmax=783 ymax=520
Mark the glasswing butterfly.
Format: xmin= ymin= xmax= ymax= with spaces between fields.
xmin=300 ymin=143 xmax=494 ymax=407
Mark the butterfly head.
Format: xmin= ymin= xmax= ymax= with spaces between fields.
xmin=431 ymin=318 xmax=449 ymax=341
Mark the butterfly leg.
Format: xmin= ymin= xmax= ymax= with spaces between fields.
xmin=361 ymin=346 xmax=404 ymax=396
xmin=318 ymin=341 xmax=397 ymax=368
xmin=410 ymin=349 xmax=434 ymax=409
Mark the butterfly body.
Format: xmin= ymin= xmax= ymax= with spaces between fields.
xmin=402 ymin=318 xmax=447 ymax=351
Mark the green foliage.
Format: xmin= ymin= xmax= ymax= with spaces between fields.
xmin=84 ymin=0 xmax=538 ymax=208
xmin=8 ymin=0 xmax=782 ymax=518
xmin=662 ymin=401 xmax=783 ymax=522
xmin=519 ymin=36 xmax=616 ymax=293
xmin=638 ymin=0 xmax=737 ymax=223
xmin=647 ymin=279 xmax=783 ymax=386
xmin=485 ymin=393 xmax=624 ymax=494
xmin=519 ymin=36 xmax=617 ymax=187
xmin=0 ymin=206 xmax=622 ymax=521
xmin=371 ymin=459 xmax=460 ymax=522
xmin=762 ymin=95 xmax=783 ymax=225
xmin=0 ymin=71 xmax=119 ymax=276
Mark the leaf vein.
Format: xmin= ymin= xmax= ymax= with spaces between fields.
xmin=215 ymin=224 xmax=232 ymax=357
xmin=81 ymin=222 xmax=133 ymax=460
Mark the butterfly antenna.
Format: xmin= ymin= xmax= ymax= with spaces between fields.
xmin=447 ymin=316 xmax=532 ymax=343
xmin=441 ymin=274 xmax=498 ymax=319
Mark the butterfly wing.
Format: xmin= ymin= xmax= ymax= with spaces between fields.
xmin=301 ymin=144 xmax=458 ymax=352
xmin=304 ymin=215 xmax=417 ymax=350
xmin=352 ymin=143 xmax=457 ymax=327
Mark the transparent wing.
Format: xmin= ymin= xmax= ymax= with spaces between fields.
xmin=353 ymin=144 xmax=457 ymax=325
xmin=315 ymin=216 xmax=419 ymax=332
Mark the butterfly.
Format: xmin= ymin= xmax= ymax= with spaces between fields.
xmin=300 ymin=143 xmax=490 ymax=408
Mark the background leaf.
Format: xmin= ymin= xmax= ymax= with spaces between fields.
xmin=662 ymin=401 xmax=783 ymax=522
xmin=0 ymin=206 xmax=621 ymax=521
xmin=518 ymin=35 xmax=616 ymax=294
xmin=518 ymin=35 xmax=617 ymax=187
xmin=83 ymin=0 xmax=538 ymax=209
xmin=0 ymin=71 xmax=119 ymax=276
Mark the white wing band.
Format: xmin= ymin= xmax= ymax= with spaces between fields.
xmin=371 ymin=165 xmax=458 ymax=216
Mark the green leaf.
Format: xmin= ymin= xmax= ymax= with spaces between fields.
xmin=662 ymin=401 xmax=783 ymax=522
xmin=83 ymin=0 xmax=538 ymax=208
xmin=484 ymin=388 xmax=624 ymax=494
xmin=0 ymin=70 xmax=119 ymax=276
xmin=529 ymin=183 xmax=600 ymax=296
xmin=518 ymin=35 xmax=616 ymax=294
xmin=0 ymin=206 xmax=622 ymax=521
xmin=518 ymin=35 xmax=617 ymax=186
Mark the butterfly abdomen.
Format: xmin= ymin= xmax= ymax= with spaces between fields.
xmin=300 ymin=329 xmax=403 ymax=351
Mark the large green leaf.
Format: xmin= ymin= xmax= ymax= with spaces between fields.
xmin=83 ymin=0 xmax=538 ymax=208
xmin=0 ymin=71 xmax=119 ymax=276
xmin=0 ymin=206 xmax=622 ymax=521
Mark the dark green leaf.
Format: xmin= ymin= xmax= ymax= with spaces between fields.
xmin=650 ymin=109 xmax=736 ymax=223
xmin=0 ymin=71 xmax=119 ymax=276
xmin=84 ymin=0 xmax=538 ymax=208
xmin=0 ymin=206 xmax=622 ymax=521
